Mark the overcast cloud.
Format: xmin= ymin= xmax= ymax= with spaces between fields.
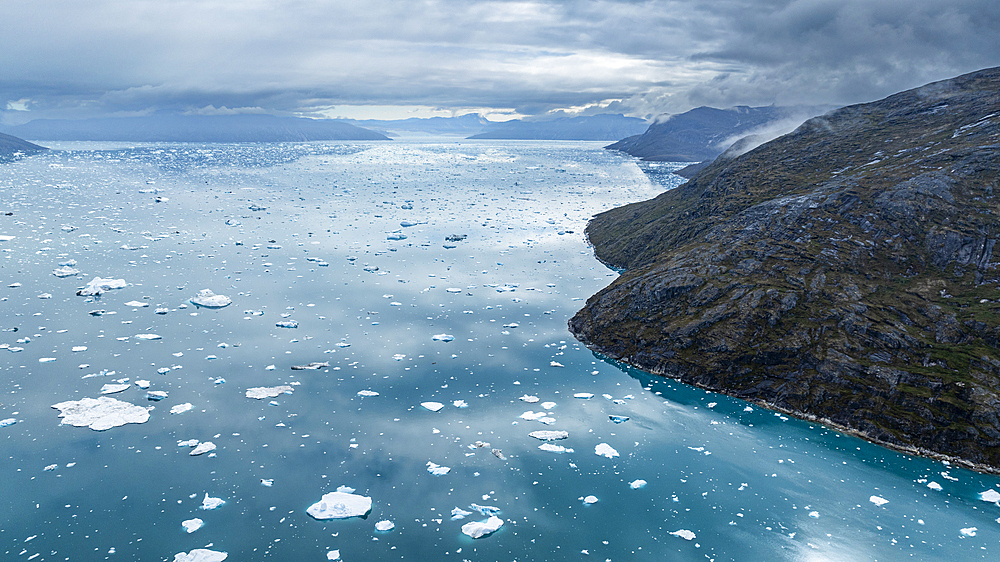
xmin=2 ymin=0 xmax=998 ymax=123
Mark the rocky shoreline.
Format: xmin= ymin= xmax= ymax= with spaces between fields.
xmin=570 ymin=67 xmax=1000 ymax=472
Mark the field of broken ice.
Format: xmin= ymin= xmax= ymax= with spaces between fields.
xmin=3 ymin=139 xmax=1000 ymax=561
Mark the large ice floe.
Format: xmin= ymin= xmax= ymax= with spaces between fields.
xmin=189 ymin=289 xmax=232 ymax=308
xmin=51 ymin=397 xmax=150 ymax=430
xmin=76 ymin=277 xmax=127 ymax=296
xmin=173 ymin=549 xmax=227 ymax=562
xmin=461 ymin=516 xmax=504 ymax=538
xmin=529 ymin=430 xmax=569 ymax=440
xmin=306 ymin=491 xmax=372 ymax=519
xmin=245 ymin=386 xmax=294 ymax=399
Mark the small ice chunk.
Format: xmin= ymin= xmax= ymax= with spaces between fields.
xmin=927 ymin=481 xmax=943 ymax=491
xmin=608 ymin=415 xmax=629 ymax=424
xmin=190 ymin=442 xmax=216 ymax=456
xmin=170 ymin=403 xmax=193 ymax=414
xmin=134 ymin=333 xmax=162 ymax=340
xmin=178 ymin=439 xmax=200 ymax=447
xmin=124 ymin=300 xmax=148 ymax=308
xmin=51 ymin=396 xmax=149 ymax=430
xmin=520 ymin=411 xmax=546 ymax=420
xmin=326 ymin=550 xmax=341 ymax=560
xmin=670 ymin=529 xmax=696 ymax=540
xmin=189 ymin=289 xmax=232 ymax=309
xmin=869 ymin=495 xmax=889 ymax=506
xmin=541 ymin=401 xmax=556 ymax=410
xmin=529 ymin=430 xmax=568 ymax=440
xmin=421 ymin=402 xmax=444 ymax=412
xmin=453 ymin=400 xmax=468 ymax=408
xmin=53 ymin=266 xmax=81 ymax=278
xmin=431 ymin=334 xmax=454 ymax=342
xmin=375 ymin=520 xmax=395 ymax=531
xmin=357 ymin=390 xmax=379 ymax=397
xmin=99 ymin=383 xmax=130 ymax=395
xmin=76 ymin=277 xmax=127 ymax=296
xmin=595 ymin=443 xmax=619 ymax=458
xmin=630 ymin=479 xmax=647 ymax=489
xmin=181 ymin=518 xmax=204 ymax=533
xmin=582 ymin=495 xmax=598 ymax=504
xmin=291 ymin=361 xmax=329 ymax=370
xmin=275 ymin=321 xmax=299 ymax=328
xmin=470 ymin=503 xmax=500 ymax=516
xmin=573 ymin=393 xmax=594 ymax=399
xmin=451 ymin=507 xmax=473 ymax=520
xmin=461 ymin=516 xmax=503 ymax=539
xmin=1 ymin=418 xmax=17 ymax=427
xmin=172 ymin=549 xmax=228 ymax=562
xmin=961 ymin=527 xmax=978 ymax=537
xmin=979 ymin=489 xmax=1000 ymax=503
xmin=336 ymin=485 xmax=355 ymax=493
xmin=306 ymin=491 xmax=373 ymax=519
xmin=246 ymin=386 xmax=293 ymax=399
xmin=72 ymin=346 xmax=88 ymax=352
xmin=427 ymin=461 xmax=451 ymax=475
xmin=808 ymin=511 xmax=820 ymax=518
xmin=538 ymin=443 xmax=573 ymax=453
xmin=261 ymin=479 xmax=274 ymax=487
xmin=550 ymin=361 xmax=564 ymax=367
xmin=201 ymin=493 xmax=225 ymax=510
xmin=519 ymin=395 xmax=540 ymax=403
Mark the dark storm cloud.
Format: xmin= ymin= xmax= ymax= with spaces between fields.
xmin=1 ymin=0 xmax=997 ymax=122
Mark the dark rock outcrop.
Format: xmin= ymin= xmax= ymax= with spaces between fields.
xmin=571 ymin=67 xmax=1000 ymax=472
xmin=0 ymin=133 xmax=47 ymax=159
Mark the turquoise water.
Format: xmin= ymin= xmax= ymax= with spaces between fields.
xmin=2 ymin=140 xmax=999 ymax=561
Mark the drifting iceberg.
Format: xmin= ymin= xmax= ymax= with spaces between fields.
xmin=181 ymin=518 xmax=204 ymax=533
xmin=421 ymin=402 xmax=444 ymax=412
xmin=431 ymin=334 xmax=454 ymax=342
xmin=189 ymin=289 xmax=232 ymax=308
xmin=172 ymin=549 xmax=227 ymax=562
xmin=426 ymin=461 xmax=451 ymax=475
xmin=291 ymin=362 xmax=328 ymax=370
xmin=529 ymin=430 xmax=569 ymax=440
xmin=979 ymin=489 xmax=1000 ymax=503
xmin=595 ymin=443 xmax=619 ymax=458
xmin=52 ymin=266 xmax=81 ymax=278
xmin=190 ymin=442 xmax=216 ymax=456
xmin=201 ymin=493 xmax=225 ymax=510
xmin=51 ymin=397 xmax=149 ymax=430
xmin=870 ymin=495 xmax=889 ymax=506
xmin=245 ymin=386 xmax=294 ymax=399
xmin=630 ymin=479 xmax=648 ymax=489
xmin=461 ymin=516 xmax=504 ymax=539
xmin=375 ymin=520 xmax=395 ymax=531
xmin=306 ymin=491 xmax=372 ymax=519
xmin=670 ymin=529 xmax=696 ymax=540
xmin=76 ymin=277 xmax=127 ymax=296
xmin=99 ymin=383 xmax=130 ymax=395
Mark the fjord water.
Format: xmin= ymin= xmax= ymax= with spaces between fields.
xmin=2 ymin=140 xmax=999 ymax=561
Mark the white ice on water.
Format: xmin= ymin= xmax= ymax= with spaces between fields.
xmin=595 ymin=443 xmax=619 ymax=458
xmin=427 ymin=461 xmax=451 ymax=475
xmin=170 ymin=403 xmax=193 ymax=414
xmin=189 ymin=289 xmax=233 ymax=308
xmin=245 ymin=386 xmax=294 ymax=399
xmin=431 ymin=334 xmax=454 ymax=342
xmin=306 ymin=491 xmax=373 ymax=519
xmin=190 ymin=442 xmax=216 ymax=456
xmin=529 ymin=430 xmax=568 ymax=440
xmin=172 ymin=549 xmax=227 ymax=562
xmin=461 ymin=516 xmax=504 ymax=539
xmin=51 ymin=397 xmax=150 ymax=430
xmin=76 ymin=277 xmax=127 ymax=296
xmin=670 ymin=529 xmax=696 ymax=540
xmin=201 ymin=493 xmax=225 ymax=510
xmin=375 ymin=520 xmax=395 ymax=531
xmin=181 ymin=518 xmax=204 ymax=533
xmin=979 ymin=489 xmax=1000 ymax=503
xmin=421 ymin=402 xmax=444 ymax=412
xmin=870 ymin=495 xmax=889 ymax=506
xmin=99 ymin=384 xmax=130 ymax=395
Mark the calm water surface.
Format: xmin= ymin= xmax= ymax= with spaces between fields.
xmin=2 ymin=140 xmax=1000 ymax=561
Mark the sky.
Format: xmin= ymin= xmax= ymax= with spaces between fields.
xmin=2 ymin=0 xmax=999 ymax=125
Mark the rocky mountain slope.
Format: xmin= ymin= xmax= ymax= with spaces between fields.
xmin=0 ymin=132 xmax=47 ymax=159
xmin=570 ymin=67 xmax=1000 ymax=472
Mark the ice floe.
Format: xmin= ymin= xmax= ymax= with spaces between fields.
xmin=357 ymin=390 xmax=379 ymax=397
xmin=375 ymin=520 xmax=395 ymax=531
xmin=431 ymin=334 xmax=454 ymax=342
xmin=427 ymin=461 xmax=451 ymax=475
xmin=870 ymin=495 xmax=889 ymax=506
xmin=99 ymin=383 xmax=130 ymax=395
xmin=421 ymin=402 xmax=444 ymax=412
xmin=170 ymin=403 xmax=193 ymax=414
xmin=529 ymin=430 xmax=568 ymax=440
xmin=181 ymin=518 xmax=204 ymax=533
xmin=573 ymin=393 xmax=594 ymax=399
xmin=608 ymin=415 xmax=629 ymax=424
xmin=979 ymin=489 xmax=1000 ymax=503
xmin=582 ymin=495 xmax=598 ymax=504
xmin=306 ymin=491 xmax=373 ymax=519
xmin=201 ymin=493 xmax=225 ymax=510
xmin=76 ymin=277 xmax=127 ymax=296
xmin=189 ymin=289 xmax=232 ymax=308
xmin=291 ymin=361 xmax=328 ymax=370
xmin=595 ymin=443 xmax=619 ymax=458
xmin=51 ymin=397 xmax=150 ymax=430
xmin=326 ymin=550 xmax=341 ymax=560
xmin=670 ymin=529 xmax=696 ymax=540
xmin=538 ymin=443 xmax=573 ymax=453
xmin=961 ymin=527 xmax=977 ymax=537
xmin=52 ymin=266 xmax=80 ymax=278
xmin=172 ymin=549 xmax=227 ymax=562
xmin=246 ymin=386 xmax=294 ymax=399
xmin=461 ymin=516 xmax=503 ymax=539
xmin=124 ymin=300 xmax=148 ymax=307
xmin=190 ymin=442 xmax=216 ymax=456
xmin=134 ymin=333 xmax=162 ymax=340
xmin=519 ymin=395 xmax=540 ymax=403
xmin=1 ymin=418 xmax=17 ymax=427
xmin=451 ymin=507 xmax=473 ymax=520
xmin=630 ymin=479 xmax=647 ymax=489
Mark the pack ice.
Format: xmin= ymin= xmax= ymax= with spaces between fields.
xmin=51 ymin=397 xmax=150 ymax=430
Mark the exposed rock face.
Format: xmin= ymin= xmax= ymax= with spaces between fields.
xmin=571 ymin=67 xmax=1000 ymax=472
xmin=0 ymin=132 xmax=47 ymax=159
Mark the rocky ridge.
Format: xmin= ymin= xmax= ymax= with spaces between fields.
xmin=570 ymin=67 xmax=1000 ymax=472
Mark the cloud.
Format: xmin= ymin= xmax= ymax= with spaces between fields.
xmin=0 ymin=0 xmax=997 ymax=121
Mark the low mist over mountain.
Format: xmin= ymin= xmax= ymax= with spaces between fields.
xmin=468 ymin=114 xmax=648 ymax=141
xmin=606 ymin=105 xmax=828 ymax=162
xmin=3 ymin=114 xmax=389 ymax=142
xmin=572 ymin=67 xmax=1000 ymax=471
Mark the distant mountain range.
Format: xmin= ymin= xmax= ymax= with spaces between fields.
xmin=2 ymin=114 xmax=390 ymax=142
xmin=468 ymin=114 xmax=648 ymax=140
xmin=346 ymin=114 xmax=491 ymax=137
xmin=606 ymin=105 xmax=828 ymax=162
xmin=0 ymin=132 xmax=47 ymax=159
